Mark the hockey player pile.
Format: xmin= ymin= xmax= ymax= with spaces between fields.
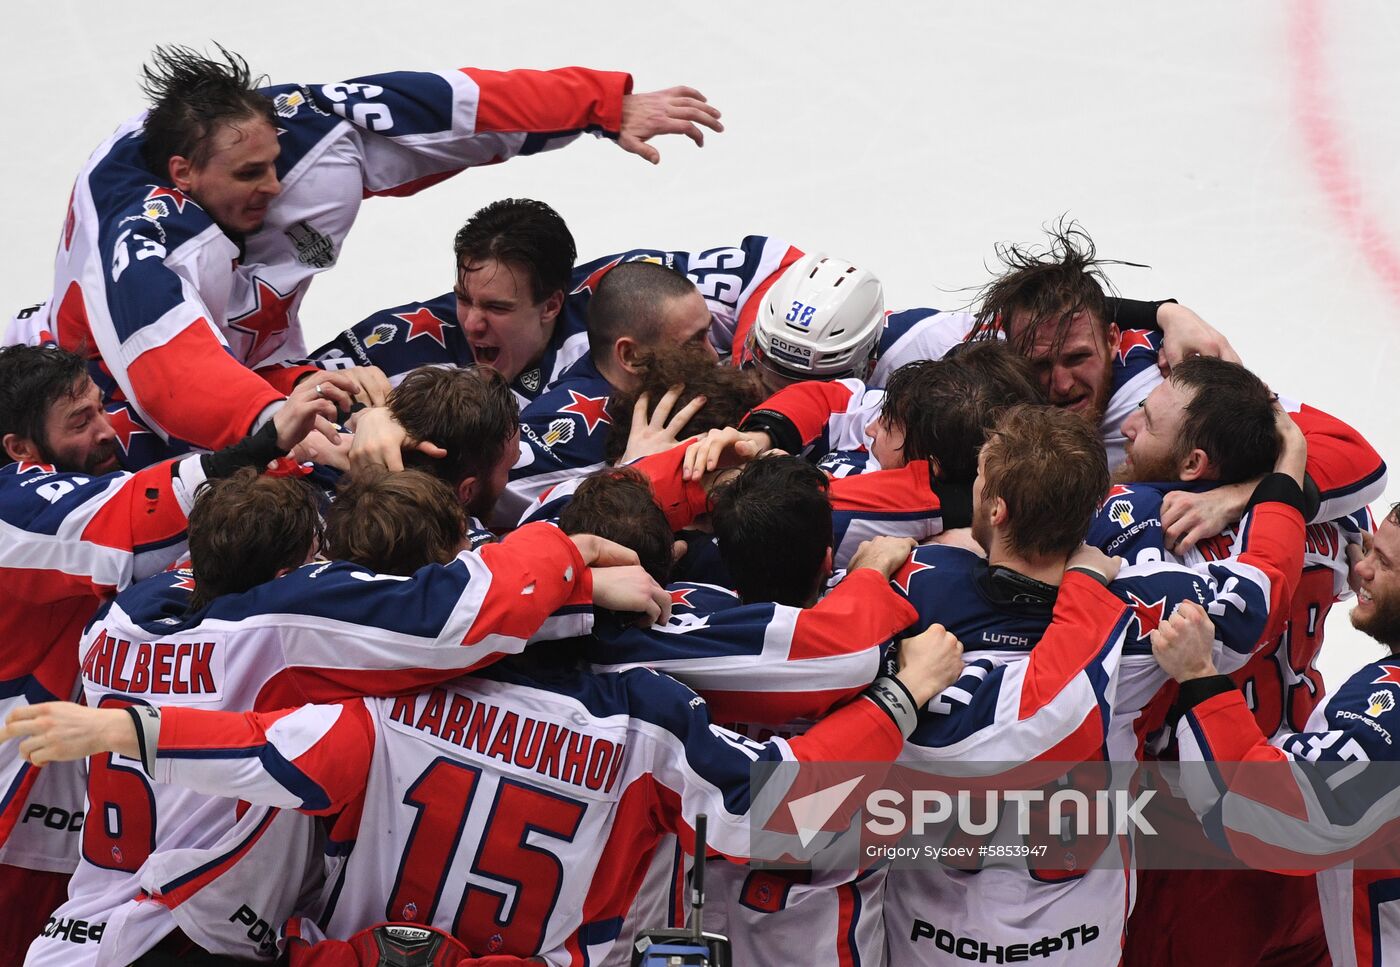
xmin=0 ymin=45 xmax=1395 ymax=967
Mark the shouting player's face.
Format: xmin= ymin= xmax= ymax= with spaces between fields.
xmin=174 ymin=117 xmax=282 ymax=235
xmin=1352 ymin=514 xmax=1400 ymax=650
xmin=456 ymin=259 xmax=563 ymax=384
xmin=1023 ymin=312 xmax=1117 ymax=422
xmin=40 ymin=377 xmax=120 ymax=475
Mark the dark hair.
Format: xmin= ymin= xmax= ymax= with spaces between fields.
xmin=881 ymin=341 xmax=1046 ymax=481
xmin=139 ymin=44 xmax=276 ymax=174
xmin=558 ymin=468 xmax=675 ymax=585
xmin=969 ymin=222 xmax=1129 ymax=356
xmin=186 ymin=469 xmax=321 ymax=611
xmin=710 ymin=456 xmax=832 ymax=606
xmin=604 ymin=344 xmax=765 ymax=463
xmin=387 ymin=366 xmax=519 ymax=488
xmin=587 ymin=261 xmax=698 ymax=361
xmin=453 ymin=199 xmax=577 ymax=304
xmin=980 ymin=405 xmax=1108 ymax=558
xmin=324 ymin=467 xmax=467 ymax=575
xmin=0 ymin=345 xmax=89 ymax=457
xmin=1169 ymin=357 xmax=1280 ymax=483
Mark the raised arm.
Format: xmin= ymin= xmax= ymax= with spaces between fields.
xmin=1 ymin=699 xmax=373 ymax=816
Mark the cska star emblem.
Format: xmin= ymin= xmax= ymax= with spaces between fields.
xmin=229 ymin=277 xmax=297 ymax=360
xmin=560 ymin=391 xmax=612 ymax=434
xmin=144 ymin=185 xmax=193 ymax=215
xmin=171 ymin=573 xmax=197 ymax=592
xmin=1372 ymin=666 xmax=1400 ymax=686
xmin=15 ymin=461 xmax=55 ymax=474
xmin=1115 ymin=329 xmax=1156 ymax=365
xmin=892 ymin=558 xmax=936 ymax=596
xmin=1125 ymin=591 xmax=1170 ymax=638
xmin=569 ymin=256 xmax=623 ymax=296
xmin=395 ymin=307 xmax=449 ymax=348
xmin=106 ymin=407 xmax=151 ymax=454
xmin=668 ymin=587 xmax=698 ymax=609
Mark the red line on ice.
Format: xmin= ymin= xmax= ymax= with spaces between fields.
xmin=1290 ymin=0 xmax=1400 ymax=306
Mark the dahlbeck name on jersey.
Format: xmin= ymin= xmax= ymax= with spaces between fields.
xmin=82 ymin=630 xmax=221 ymax=698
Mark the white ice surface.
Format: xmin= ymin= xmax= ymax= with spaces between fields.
xmin=2 ymin=1 xmax=1397 ymax=693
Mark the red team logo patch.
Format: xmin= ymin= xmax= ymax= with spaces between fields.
xmin=569 ymin=256 xmax=623 ymax=296
xmin=106 ymin=408 xmax=151 ymax=454
xmin=1371 ymin=666 xmax=1400 ymax=686
xmin=559 ymin=391 xmax=612 ymax=434
xmin=1114 ymin=328 xmax=1155 ymax=364
xmin=229 ymin=277 xmax=297 ymax=359
xmin=143 ymin=185 xmax=193 ymax=214
xmin=396 ymin=307 xmax=449 ymax=348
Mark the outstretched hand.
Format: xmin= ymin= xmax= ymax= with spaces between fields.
xmin=619 ymin=386 xmax=708 ymax=464
xmin=618 ymin=86 xmax=723 ymax=164
xmin=347 ymin=406 xmax=448 ymax=473
xmin=682 ymin=427 xmax=772 ymax=483
xmin=1 ymin=702 xmax=137 ymax=766
xmin=275 ymin=372 xmax=360 ymax=451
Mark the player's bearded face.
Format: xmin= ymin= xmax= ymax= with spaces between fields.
xmin=1115 ymin=382 xmax=1191 ymax=484
xmin=1352 ymin=518 xmax=1400 ymax=649
xmin=177 ymin=118 xmax=282 ymax=235
xmin=466 ymin=429 xmax=520 ymax=519
xmin=40 ymin=378 xmax=120 ymax=475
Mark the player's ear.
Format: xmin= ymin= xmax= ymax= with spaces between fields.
xmin=615 ymin=336 xmax=645 ymax=375
xmin=456 ymin=475 xmax=479 ymax=509
xmin=1178 ymin=448 xmax=1211 ymax=482
xmin=989 ymin=496 xmax=1009 ymax=527
xmin=167 ymin=155 xmax=195 ymax=191
xmin=1106 ymin=322 xmax=1121 ymax=355
xmin=540 ymin=289 xmax=565 ymax=325
xmin=3 ymin=433 xmax=41 ymax=464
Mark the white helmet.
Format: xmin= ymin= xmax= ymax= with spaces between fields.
xmin=745 ymin=252 xmax=884 ymax=382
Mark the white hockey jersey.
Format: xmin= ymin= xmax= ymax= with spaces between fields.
xmin=50 ymin=66 xmax=633 ymax=457
xmin=108 ymin=659 xmax=911 ymax=965
xmin=28 ymin=523 xmax=593 ymax=966
xmin=0 ymin=455 xmax=205 ymax=878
